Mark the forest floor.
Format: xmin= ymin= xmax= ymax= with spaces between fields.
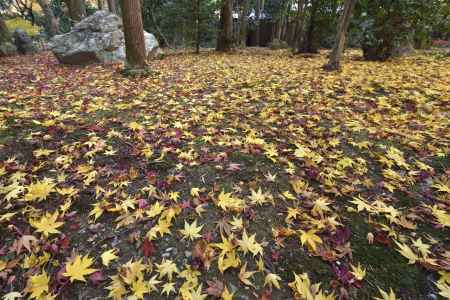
xmin=0 ymin=48 xmax=449 ymax=300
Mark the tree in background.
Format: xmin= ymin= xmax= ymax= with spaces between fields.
xmin=238 ymin=0 xmax=249 ymax=47
xmin=66 ymin=0 xmax=86 ymax=21
xmin=297 ymin=0 xmax=319 ymax=53
xmin=120 ymin=0 xmax=146 ymax=70
xmin=142 ymin=0 xmax=217 ymax=49
xmin=37 ymin=0 xmax=59 ymax=36
xmin=195 ymin=0 xmax=201 ymax=53
xmin=323 ymin=0 xmax=356 ymax=70
xmin=356 ymin=0 xmax=444 ymax=61
xmin=216 ymin=0 xmax=233 ymax=51
xmin=107 ymin=0 xmax=117 ymax=15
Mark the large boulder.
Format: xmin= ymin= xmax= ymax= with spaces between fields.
xmin=12 ymin=28 xmax=37 ymax=54
xmin=49 ymin=10 xmax=162 ymax=65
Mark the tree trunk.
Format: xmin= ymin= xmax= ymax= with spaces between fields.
xmin=37 ymin=0 xmax=59 ymax=37
xmin=297 ymin=0 xmax=318 ymax=53
xmin=255 ymin=0 xmax=266 ymax=46
xmin=67 ymin=0 xmax=86 ymax=21
xmin=97 ymin=0 xmax=103 ymax=10
xmin=120 ymin=0 xmax=146 ymax=70
xmin=195 ymin=0 xmax=200 ymax=54
xmin=216 ymin=0 xmax=233 ymax=52
xmin=239 ymin=0 xmax=249 ymax=47
xmin=324 ymin=0 xmax=356 ymax=70
xmin=292 ymin=0 xmax=306 ymax=49
xmin=108 ymin=0 xmax=118 ymax=15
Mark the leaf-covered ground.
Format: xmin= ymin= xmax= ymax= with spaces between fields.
xmin=0 ymin=49 xmax=449 ymax=300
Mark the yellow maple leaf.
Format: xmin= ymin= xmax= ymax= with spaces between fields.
xmin=101 ymin=249 xmax=119 ymax=267
xmin=26 ymin=271 xmax=49 ymax=299
xmin=63 ymin=255 xmax=97 ymax=282
xmin=179 ymin=219 xmax=203 ymax=241
xmin=264 ymin=273 xmax=282 ymax=289
xmin=350 ymin=263 xmax=366 ymax=281
xmin=289 ymin=272 xmax=335 ymax=300
xmin=374 ymin=288 xmax=399 ymax=300
xmin=394 ymin=241 xmax=418 ymax=264
xmin=218 ymin=250 xmax=241 ymax=273
xmin=217 ymin=190 xmax=245 ymax=211
xmin=221 ymin=286 xmax=234 ymax=300
xmin=237 ymin=230 xmax=263 ymax=256
xmin=239 ymin=262 xmax=256 ymax=287
xmin=106 ymin=275 xmax=127 ymax=300
xmin=161 ymin=282 xmax=176 ymax=297
xmin=131 ymin=277 xmax=149 ymax=299
xmin=24 ymin=178 xmax=55 ymax=202
xmin=281 ymin=190 xmax=296 ymax=200
xmin=311 ymin=197 xmax=332 ymax=217
xmin=299 ymin=229 xmax=323 ymax=252
xmin=156 ymin=259 xmax=179 ymax=281
xmin=30 ymin=212 xmax=64 ymax=237
xmin=431 ymin=205 xmax=450 ymax=227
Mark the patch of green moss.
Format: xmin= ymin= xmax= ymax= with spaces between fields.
xmin=347 ymin=214 xmax=430 ymax=299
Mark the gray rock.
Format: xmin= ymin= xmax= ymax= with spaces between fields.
xmin=49 ymin=10 xmax=162 ymax=65
xmin=12 ymin=29 xmax=37 ymax=54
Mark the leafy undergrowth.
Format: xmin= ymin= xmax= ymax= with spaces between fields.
xmin=0 ymin=49 xmax=449 ymax=300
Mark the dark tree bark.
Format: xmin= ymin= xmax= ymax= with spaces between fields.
xmin=97 ymin=0 xmax=103 ymax=10
xmin=37 ymin=0 xmax=59 ymax=37
xmin=107 ymin=0 xmax=118 ymax=14
xmin=239 ymin=0 xmax=250 ymax=47
xmin=291 ymin=0 xmax=305 ymax=47
xmin=255 ymin=0 xmax=261 ymax=46
xmin=195 ymin=0 xmax=201 ymax=54
xmin=324 ymin=0 xmax=356 ymax=70
xmin=216 ymin=0 xmax=233 ymax=52
xmin=255 ymin=0 xmax=265 ymax=46
xmin=297 ymin=0 xmax=319 ymax=53
xmin=67 ymin=0 xmax=86 ymax=21
xmin=120 ymin=0 xmax=146 ymax=70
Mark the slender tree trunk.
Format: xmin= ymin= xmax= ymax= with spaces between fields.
xmin=195 ymin=0 xmax=201 ymax=54
xmin=108 ymin=0 xmax=118 ymax=14
xmin=216 ymin=0 xmax=233 ymax=52
xmin=120 ymin=0 xmax=146 ymax=69
xmin=148 ymin=7 xmax=171 ymax=49
xmin=28 ymin=3 xmax=35 ymax=25
xmin=255 ymin=0 xmax=261 ymax=46
xmin=292 ymin=0 xmax=306 ymax=48
xmin=277 ymin=0 xmax=290 ymax=41
xmin=37 ymin=0 xmax=59 ymax=37
xmin=239 ymin=0 xmax=249 ymax=47
xmin=97 ymin=0 xmax=103 ymax=10
xmin=297 ymin=0 xmax=318 ymax=53
xmin=67 ymin=0 xmax=86 ymax=21
xmin=324 ymin=0 xmax=356 ymax=70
